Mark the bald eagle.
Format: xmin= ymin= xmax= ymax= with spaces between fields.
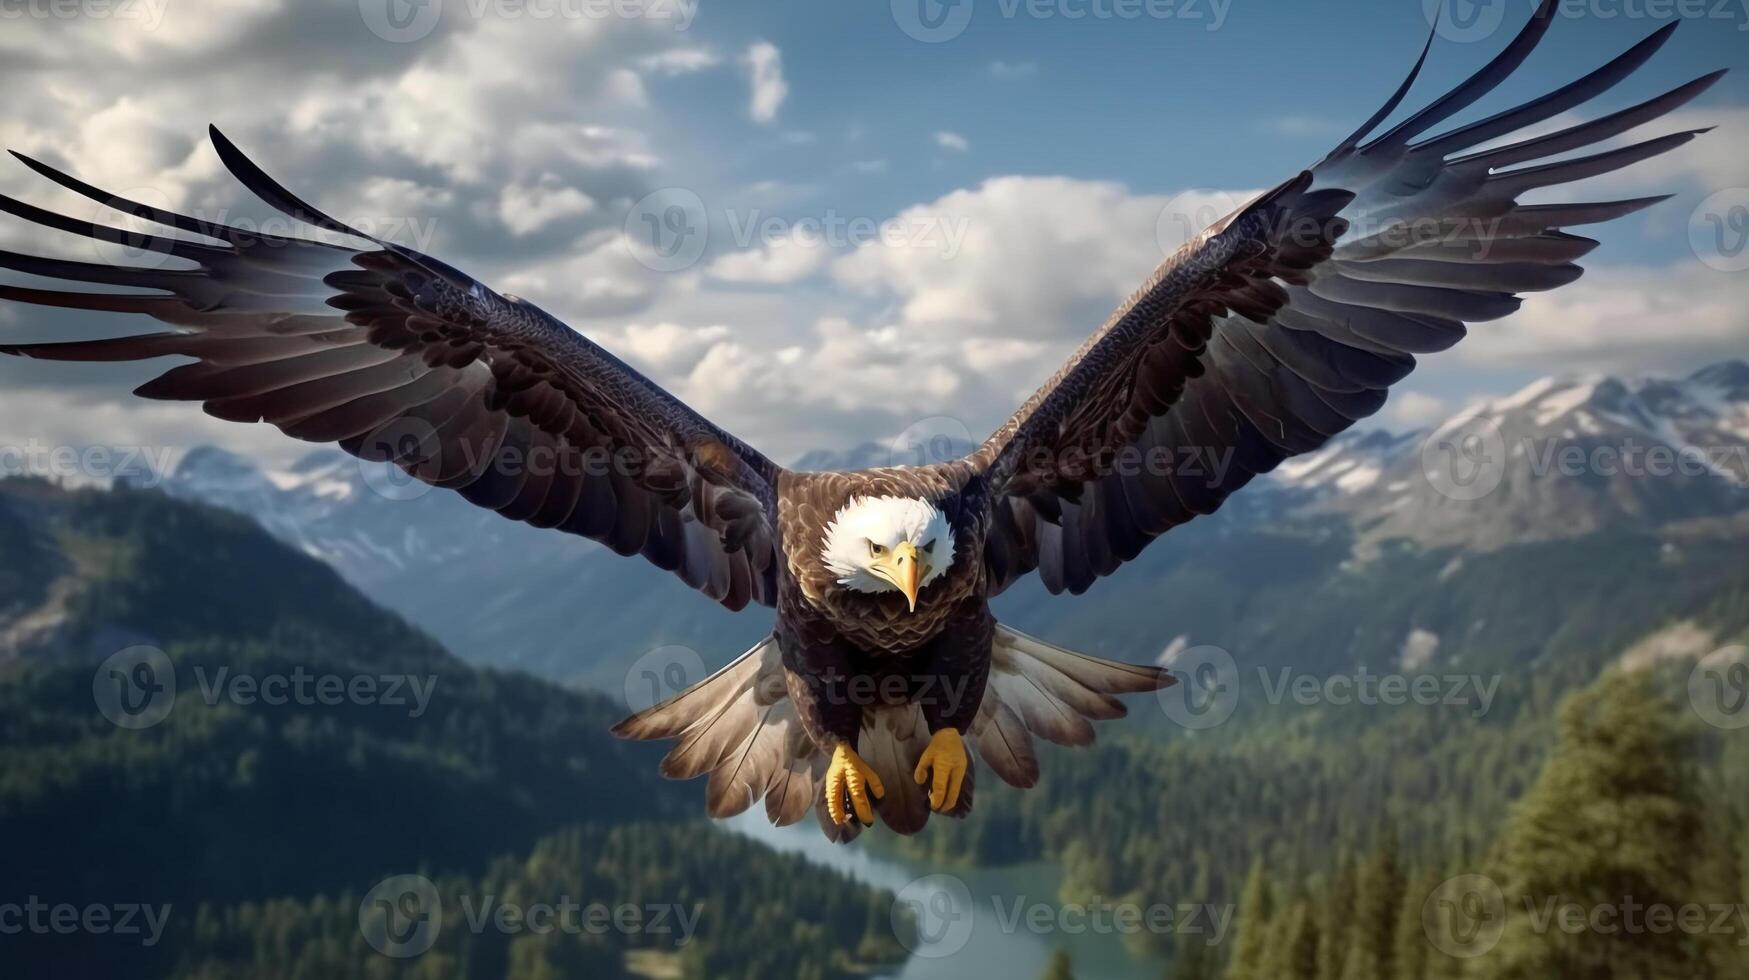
xmin=0 ymin=2 xmax=1717 ymax=840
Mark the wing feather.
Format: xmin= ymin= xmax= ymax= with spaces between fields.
xmin=969 ymin=3 xmax=1721 ymax=594
xmin=0 ymin=130 xmax=781 ymax=610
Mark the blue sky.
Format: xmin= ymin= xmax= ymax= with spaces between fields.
xmin=0 ymin=0 xmax=1744 ymax=471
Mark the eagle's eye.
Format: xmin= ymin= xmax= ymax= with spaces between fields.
xmin=923 ymin=538 xmax=937 ymax=554
xmin=868 ymin=541 xmax=885 ymax=558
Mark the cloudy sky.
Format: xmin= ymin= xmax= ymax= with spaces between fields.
xmin=0 ymin=0 xmax=1745 ymax=470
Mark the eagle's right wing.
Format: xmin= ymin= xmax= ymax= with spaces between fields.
xmin=971 ymin=2 xmax=1722 ymax=597
xmin=0 ymin=128 xmax=780 ymax=610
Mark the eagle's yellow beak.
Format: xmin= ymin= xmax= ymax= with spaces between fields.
xmin=875 ymin=541 xmax=925 ymax=612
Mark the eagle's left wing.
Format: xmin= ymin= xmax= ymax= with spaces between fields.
xmin=0 ymin=128 xmax=781 ymax=610
xmin=970 ymin=3 xmax=1722 ymax=596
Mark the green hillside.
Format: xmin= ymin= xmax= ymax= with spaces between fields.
xmin=0 ymin=479 xmax=907 ymax=979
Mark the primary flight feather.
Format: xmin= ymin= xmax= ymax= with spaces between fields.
xmin=0 ymin=0 xmax=1719 ymax=841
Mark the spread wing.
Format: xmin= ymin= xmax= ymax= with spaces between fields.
xmin=0 ymin=128 xmax=780 ymax=610
xmin=971 ymin=2 xmax=1722 ymax=596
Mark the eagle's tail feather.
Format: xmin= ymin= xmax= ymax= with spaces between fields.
xmin=615 ymin=626 xmax=1172 ymax=841
xmin=613 ymin=635 xmax=819 ymax=823
xmin=974 ymin=625 xmax=1176 ymax=773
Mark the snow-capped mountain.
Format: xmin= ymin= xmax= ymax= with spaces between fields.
xmin=1266 ymin=362 xmax=1749 ymax=552
xmin=165 ymin=362 xmax=1749 ymax=681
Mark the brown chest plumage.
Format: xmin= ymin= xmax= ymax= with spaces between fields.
xmin=776 ymin=466 xmax=987 ymax=655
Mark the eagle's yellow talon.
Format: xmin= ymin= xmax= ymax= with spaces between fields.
xmin=825 ymin=743 xmax=884 ymax=826
xmin=913 ymin=728 xmax=968 ymax=812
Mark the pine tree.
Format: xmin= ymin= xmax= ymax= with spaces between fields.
xmin=1391 ymin=865 xmax=1436 ymax=980
xmin=1169 ymin=930 xmax=1217 ymax=980
xmin=1314 ymin=857 xmax=1355 ymax=980
xmin=1341 ymin=831 xmax=1403 ymax=980
xmin=1225 ymin=859 xmax=1275 ymax=980
xmin=1477 ymin=669 xmax=1732 ymax=979
xmin=1259 ymin=896 xmax=1320 ymax=980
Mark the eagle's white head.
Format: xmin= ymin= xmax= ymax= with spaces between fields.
xmin=820 ymin=495 xmax=955 ymax=611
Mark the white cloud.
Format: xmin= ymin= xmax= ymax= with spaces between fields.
xmin=497 ymin=182 xmax=597 ymax=236
xmin=934 ymin=130 xmax=970 ymax=153
xmin=1460 ymin=262 xmax=1749 ymax=374
xmin=742 ymin=41 xmax=788 ymax=126
xmin=707 ymin=238 xmax=830 ymax=285
xmin=832 ymin=176 xmax=1190 ymax=341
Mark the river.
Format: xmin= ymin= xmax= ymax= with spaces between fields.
xmin=725 ymin=813 xmax=1172 ymax=979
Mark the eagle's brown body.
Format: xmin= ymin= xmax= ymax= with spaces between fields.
xmin=776 ymin=466 xmax=995 ymax=771
xmin=0 ymin=0 xmax=1712 ymax=841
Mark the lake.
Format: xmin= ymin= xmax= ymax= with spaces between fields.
xmin=726 ymin=813 xmax=1176 ymax=980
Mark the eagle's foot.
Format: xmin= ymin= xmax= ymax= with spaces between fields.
xmin=825 ymin=742 xmax=885 ymax=826
xmin=914 ymin=728 xmax=968 ymax=812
